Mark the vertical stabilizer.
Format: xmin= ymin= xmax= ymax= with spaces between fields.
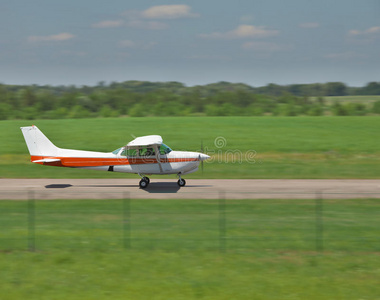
xmin=20 ymin=126 xmax=59 ymax=157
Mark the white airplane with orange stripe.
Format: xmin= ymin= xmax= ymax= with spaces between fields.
xmin=20 ymin=125 xmax=210 ymax=188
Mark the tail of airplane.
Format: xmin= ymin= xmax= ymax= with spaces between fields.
xmin=20 ymin=125 xmax=59 ymax=158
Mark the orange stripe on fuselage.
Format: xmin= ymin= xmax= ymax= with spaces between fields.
xmin=30 ymin=156 xmax=198 ymax=167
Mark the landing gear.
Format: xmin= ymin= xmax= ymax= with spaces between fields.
xmin=177 ymin=174 xmax=186 ymax=187
xmin=138 ymin=174 xmax=187 ymax=188
xmin=177 ymin=179 xmax=186 ymax=187
xmin=139 ymin=175 xmax=150 ymax=189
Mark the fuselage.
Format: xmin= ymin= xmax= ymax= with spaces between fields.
xmin=31 ymin=148 xmax=209 ymax=175
xmin=21 ymin=125 xmax=210 ymax=179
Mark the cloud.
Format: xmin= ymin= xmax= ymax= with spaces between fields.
xmin=121 ymin=5 xmax=199 ymax=30
xmin=299 ymin=22 xmax=320 ymax=29
xmin=242 ymin=41 xmax=289 ymax=51
xmin=141 ymin=5 xmax=200 ymax=19
xmin=348 ymin=26 xmax=380 ymax=36
xmin=28 ymin=33 xmax=75 ymax=42
xmin=200 ymin=25 xmax=279 ymax=39
xmin=119 ymin=40 xmax=157 ymax=50
xmin=92 ymin=20 xmax=124 ymax=28
xmin=324 ymin=51 xmax=366 ymax=60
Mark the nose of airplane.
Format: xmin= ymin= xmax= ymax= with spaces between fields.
xmin=198 ymin=153 xmax=210 ymax=161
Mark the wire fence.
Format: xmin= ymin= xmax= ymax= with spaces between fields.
xmin=0 ymin=192 xmax=379 ymax=253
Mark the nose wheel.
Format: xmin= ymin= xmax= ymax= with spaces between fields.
xmin=177 ymin=174 xmax=186 ymax=187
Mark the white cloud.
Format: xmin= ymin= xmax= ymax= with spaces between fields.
xmin=118 ymin=5 xmax=199 ymax=31
xmin=324 ymin=51 xmax=365 ymax=60
xmin=92 ymin=20 xmax=124 ymax=28
xmin=348 ymin=26 xmax=380 ymax=36
xmin=299 ymin=22 xmax=320 ymax=29
xmin=28 ymin=33 xmax=75 ymax=42
xmin=141 ymin=5 xmax=200 ymax=19
xmin=119 ymin=40 xmax=157 ymax=50
xmin=200 ymin=25 xmax=279 ymax=39
xmin=242 ymin=41 xmax=286 ymax=51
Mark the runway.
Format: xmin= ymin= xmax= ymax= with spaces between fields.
xmin=0 ymin=179 xmax=379 ymax=200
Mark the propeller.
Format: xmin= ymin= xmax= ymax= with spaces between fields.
xmin=200 ymin=139 xmax=204 ymax=174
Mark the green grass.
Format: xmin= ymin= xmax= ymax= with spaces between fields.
xmin=0 ymin=116 xmax=379 ymax=178
xmin=0 ymin=198 xmax=379 ymax=299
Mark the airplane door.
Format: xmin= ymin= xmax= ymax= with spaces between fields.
xmin=129 ymin=146 xmax=161 ymax=174
xmin=160 ymin=153 xmax=172 ymax=173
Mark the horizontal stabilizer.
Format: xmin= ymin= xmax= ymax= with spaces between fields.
xmin=32 ymin=158 xmax=61 ymax=163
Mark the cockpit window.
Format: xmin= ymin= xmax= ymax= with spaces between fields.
xmin=159 ymin=143 xmax=172 ymax=155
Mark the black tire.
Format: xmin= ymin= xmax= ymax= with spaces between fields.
xmin=142 ymin=177 xmax=150 ymax=184
xmin=177 ymin=179 xmax=186 ymax=187
xmin=139 ymin=179 xmax=149 ymax=189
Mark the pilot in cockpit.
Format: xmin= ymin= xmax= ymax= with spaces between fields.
xmin=144 ymin=147 xmax=155 ymax=156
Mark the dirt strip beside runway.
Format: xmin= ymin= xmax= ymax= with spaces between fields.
xmin=0 ymin=179 xmax=379 ymax=199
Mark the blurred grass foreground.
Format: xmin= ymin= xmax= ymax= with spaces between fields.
xmin=0 ymin=198 xmax=379 ymax=300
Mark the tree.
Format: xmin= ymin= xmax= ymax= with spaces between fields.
xmin=129 ymin=103 xmax=147 ymax=117
xmin=0 ymin=103 xmax=12 ymax=120
xmin=69 ymin=105 xmax=91 ymax=118
xmin=372 ymin=100 xmax=380 ymax=114
xmin=331 ymin=102 xmax=348 ymax=116
xmin=346 ymin=103 xmax=367 ymax=116
xmin=324 ymin=82 xmax=347 ymax=96
xmin=307 ymin=105 xmax=323 ymax=116
xmin=361 ymin=82 xmax=380 ymax=95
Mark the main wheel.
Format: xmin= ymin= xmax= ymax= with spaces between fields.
xmin=139 ymin=179 xmax=149 ymax=189
xmin=177 ymin=179 xmax=186 ymax=187
xmin=142 ymin=177 xmax=150 ymax=184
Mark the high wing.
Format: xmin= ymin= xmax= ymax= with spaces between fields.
xmin=126 ymin=135 xmax=163 ymax=148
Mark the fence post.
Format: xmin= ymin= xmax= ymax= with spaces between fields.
xmin=28 ymin=191 xmax=36 ymax=252
xmin=218 ymin=191 xmax=226 ymax=253
xmin=123 ymin=192 xmax=131 ymax=250
xmin=315 ymin=191 xmax=324 ymax=252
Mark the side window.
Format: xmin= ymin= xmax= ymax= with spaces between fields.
xmin=139 ymin=147 xmax=155 ymax=156
xmin=126 ymin=148 xmax=136 ymax=157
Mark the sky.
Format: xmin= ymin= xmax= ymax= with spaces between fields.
xmin=0 ymin=0 xmax=379 ymax=87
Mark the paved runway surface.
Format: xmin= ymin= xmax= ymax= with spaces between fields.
xmin=1 ymin=179 xmax=379 ymax=199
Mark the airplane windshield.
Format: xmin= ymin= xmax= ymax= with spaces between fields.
xmin=112 ymin=148 xmax=122 ymax=155
xmin=159 ymin=143 xmax=172 ymax=154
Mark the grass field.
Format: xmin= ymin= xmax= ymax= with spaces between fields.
xmin=0 ymin=198 xmax=379 ymax=299
xmin=0 ymin=116 xmax=379 ymax=179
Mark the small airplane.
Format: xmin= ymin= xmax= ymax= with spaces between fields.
xmin=20 ymin=125 xmax=210 ymax=188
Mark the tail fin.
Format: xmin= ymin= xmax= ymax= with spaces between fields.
xmin=20 ymin=125 xmax=59 ymax=157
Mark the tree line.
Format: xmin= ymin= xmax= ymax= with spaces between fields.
xmin=0 ymin=81 xmax=379 ymax=120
